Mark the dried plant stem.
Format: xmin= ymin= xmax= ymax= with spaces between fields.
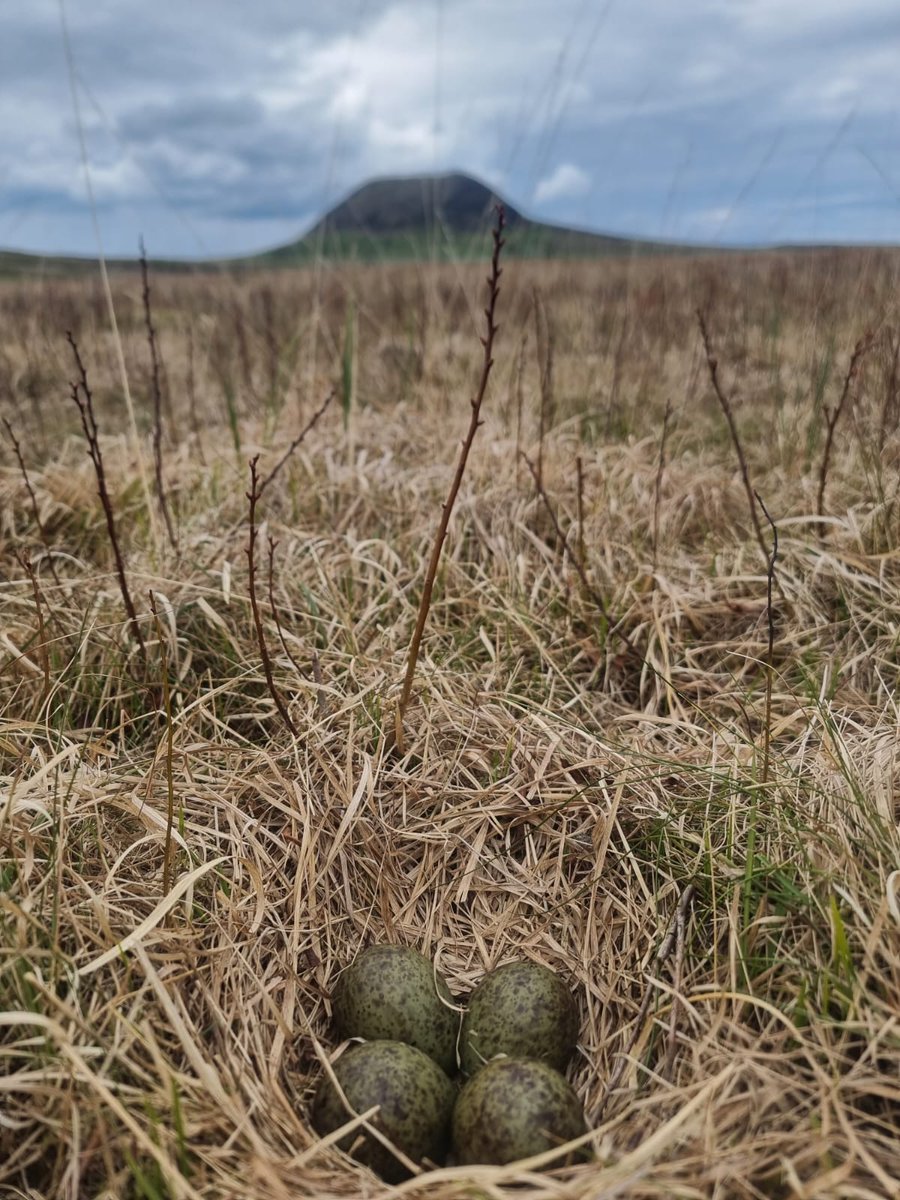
xmin=67 ymin=331 xmax=146 ymax=663
xmin=17 ymin=551 xmax=50 ymax=707
xmin=140 ymin=239 xmax=177 ymax=552
xmin=267 ymin=536 xmax=328 ymax=717
xmin=608 ymin=314 xmax=629 ymax=431
xmin=755 ymin=491 xmax=778 ymax=785
xmin=663 ymin=880 xmax=690 ymax=1080
xmin=149 ymin=592 xmax=176 ymax=900
xmin=878 ymin=327 xmax=899 ymax=453
xmin=262 ymin=287 xmax=278 ymax=399
xmin=512 ymin=328 xmax=527 ymax=491
xmin=394 ymin=206 xmax=506 ymax=750
xmin=266 ymin=537 xmax=304 ymax=678
xmin=575 ymin=454 xmax=586 ymax=573
xmin=186 ymin=321 xmax=204 ymax=461
xmin=595 ymin=882 xmax=695 ymax=1120
xmin=258 ymin=389 xmax=334 ymax=496
xmin=817 ymin=331 xmax=875 ymax=527
xmin=246 ymin=456 xmax=298 ymax=737
xmin=652 ymin=397 xmax=673 ymax=575
xmin=533 ymin=288 xmax=554 ymax=491
xmin=522 ymin=454 xmax=749 ymax=744
xmin=523 ymin=451 xmax=613 ymax=627
xmin=697 ymin=310 xmax=768 ymax=562
xmin=3 ymin=417 xmax=62 ymax=587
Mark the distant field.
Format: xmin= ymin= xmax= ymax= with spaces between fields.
xmin=1 ymin=220 xmax=690 ymax=277
xmin=1 ymin=245 xmax=899 ymax=1198
xmin=258 ymin=222 xmax=680 ymax=264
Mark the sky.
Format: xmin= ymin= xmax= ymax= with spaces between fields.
xmin=2 ymin=0 xmax=899 ymax=258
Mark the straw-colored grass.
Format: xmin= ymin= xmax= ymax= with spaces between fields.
xmin=1 ymin=249 xmax=899 ymax=1199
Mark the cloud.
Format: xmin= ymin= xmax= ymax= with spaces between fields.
xmin=534 ymin=164 xmax=591 ymax=205
xmin=0 ymin=0 xmax=898 ymax=255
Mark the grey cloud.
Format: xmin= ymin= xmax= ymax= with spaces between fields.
xmin=1 ymin=0 xmax=898 ymax=255
xmin=118 ymin=96 xmax=269 ymax=144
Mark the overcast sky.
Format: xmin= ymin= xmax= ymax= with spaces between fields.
xmin=2 ymin=0 xmax=899 ymax=258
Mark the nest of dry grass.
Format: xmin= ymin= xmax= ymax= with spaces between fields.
xmin=1 ymin=251 xmax=899 ymax=1198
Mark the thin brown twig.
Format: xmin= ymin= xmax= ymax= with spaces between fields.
xmin=17 ymin=550 xmax=51 ymax=708
xmin=877 ymin=326 xmax=899 ymax=453
xmin=522 ymin=450 xmax=759 ymax=747
xmin=148 ymin=591 xmax=176 ymax=902
xmin=267 ymin=538 xmax=329 ymax=718
xmin=755 ymin=491 xmax=778 ymax=784
xmin=663 ymin=882 xmax=690 ymax=1079
xmin=266 ymin=537 xmax=309 ymax=686
xmin=575 ymin=454 xmax=586 ymax=574
xmin=246 ymin=456 xmax=298 ymax=737
xmin=186 ymin=320 xmax=205 ymax=463
xmin=533 ymin=287 xmax=554 ymax=492
xmin=140 ymin=239 xmax=177 ymax=552
xmin=67 ymin=331 xmax=146 ymax=663
xmin=652 ymin=397 xmax=673 ymax=576
xmin=513 ymin=328 xmax=527 ymax=492
xmin=522 ymin=450 xmax=613 ymax=625
xmin=696 ymin=309 xmax=768 ymax=562
xmin=817 ymin=330 xmax=875 ymax=527
xmin=594 ymin=882 xmax=695 ymax=1119
xmin=310 ymin=652 xmax=327 ymax=715
xmin=394 ymin=206 xmax=506 ymax=751
xmin=258 ymin=389 xmax=334 ymax=497
xmin=3 ymin=417 xmax=62 ymax=587
xmin=266 ymin=537 xmax=305 ymax=678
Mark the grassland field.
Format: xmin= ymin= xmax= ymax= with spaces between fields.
xmin=1 ymin=244 xmax=899 ymax=1198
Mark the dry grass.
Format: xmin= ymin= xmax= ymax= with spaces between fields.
xmin=1 ymin=247 xmax=899 ymax=1199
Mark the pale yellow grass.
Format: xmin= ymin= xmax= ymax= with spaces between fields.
xmin=0 ymin=251 xmax=898 ymax=1198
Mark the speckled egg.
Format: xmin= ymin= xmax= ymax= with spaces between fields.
xmin=452 ymin=1057 xmax=588 ymax=1166
xmin=311 ymin=1040 xmax=456 ymax=1183
xmin=459 ymin=960 xmax=578 ymax=1076
xmin=333 ymin=944 xmax=459 ymax=1074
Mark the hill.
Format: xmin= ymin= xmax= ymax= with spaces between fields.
xmin=0 ymin=171 xmax=705 ymax=276
xmin=310 ymin=172 xmax=524 ymax=236
xmin=256 ymin=171 xmax=674 ymax=265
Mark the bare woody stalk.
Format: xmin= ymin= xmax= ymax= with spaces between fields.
xmin=267 ymin=536 xmax=328 ymax=717
xmin=2 ymin=417 xmax=62 ymax=587
xmin=394 ymin=206 xmax=506 ymax=750
xmin=877 ymin=327 xmax=899 ymax=453
xmin=140 ymin=239 xmax=177 ymax=552
xmin=16 ymin=551 xmax=50 ymax=708
xmin=575 ymin=455 xmax=586 ymax=573
xmin=149 ymin=591 xmax=176 ymax=901
xmin=266 ymin=537 xmax=304 ymax=677
xmin=523 ymin=450 xmax=737 ymax=737
xmin=593 ymin=882 xmax=695 ymax=1121
xmin=258 ymin=389 xmax=334 ymax=496
xmin=246 ymin=456 xmax=298 ymax=737
xmin=512 ymin=329 xmax=527 ymax=491
xmin=533 ymin=288 xmax=554 ymax=491
xmin=696 ymin=309 xmax=768 ymax=563
xmin=652 ymin=397 xmax=673 ymax=575
xmin=755 ymin=491 xmax=778 ymax=785
xmin=816 ymin=331 xmax=875 ymax=528
xmin=67 ymin=331 xmax=146 ymax=663
xmin=522 ymin=451 xmax=615 ymax=629
xmin=662 ymin=879 xmax=691 ymax=1080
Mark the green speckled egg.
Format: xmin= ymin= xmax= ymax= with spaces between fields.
xmin=452 ymin=1057 xmax=588 ymax=1166
xmin=460 ymin=960 xmax=578 ymax=1076
xmin=333 ymin=944 xmax=459 ymax=1074
xmin=311 ymin=1040 xmax=455 ymax=1182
